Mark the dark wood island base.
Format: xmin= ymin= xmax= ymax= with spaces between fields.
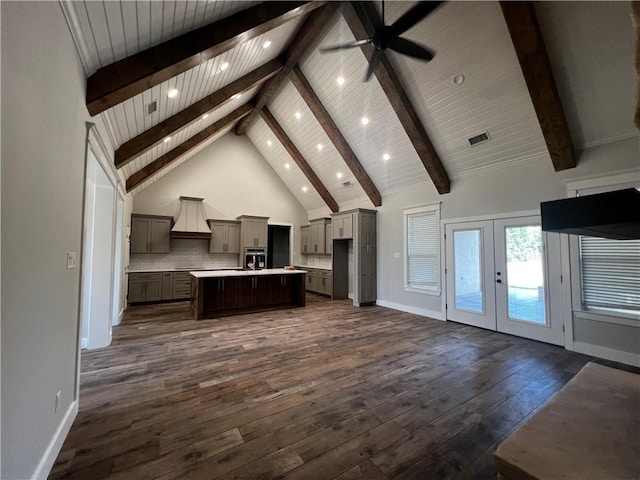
xmin=190 ymin=269 xmax=306 ymax=320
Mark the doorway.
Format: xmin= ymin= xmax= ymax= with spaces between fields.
xmin=445 ymin=215 xmax=564 ymax=346
xmin=267 ymin=225 xmax=291 ymax=268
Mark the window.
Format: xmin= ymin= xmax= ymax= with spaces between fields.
xmin=580 ymin=236 xmax=640 ymax=315
xmin=404 ymin=204 xmax=440 ymax=294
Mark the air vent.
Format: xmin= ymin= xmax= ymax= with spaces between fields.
xmin=145 ymin=99 xmax=158 ymax=116
xmin=342 ymin=180 xmax=353 ymax=188
xmin=468 ymin=131 xmax=490 ymax=146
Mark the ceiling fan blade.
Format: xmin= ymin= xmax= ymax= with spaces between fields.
xmin=388 ymin=37 xmax=435 ymax=61
xmin=389 ymin=1 xmax=443 ymax=37
xmin=364 ymin=49 xmax=383 ymax=82
xmin=320 ymin=38 xmax=372 ymax=53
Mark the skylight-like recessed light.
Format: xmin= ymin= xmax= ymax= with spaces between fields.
xmin=284 ymin=163 xmax=290 ymax=169
xmin=336 ymin=172 xmax=343 ymax=179
xmin=220 ymin=62 xmax=229 ymax=71
xmin=233 ymin=94 xmax=242 ymax=100
xmin=294 ymin=112 xmax=302 ymax=120
xmin=361 ymin=116 xmax=369 ymax=125
xmin=316 ymin=144 xmax=323 ymax=151
xmin=167 ymin=88 xmax=178 ymax=98
xmin=163 ymin=136 xmax=171 ymax=143
xmin=302 ymin=186 xmax=308 ymax=192
xmin=263 ymin=40 xmax=272 ymax=49
xmin=202 ymin=113 xmax=209 ymax=120
xmin=267 ymin=140 xmax=273 ymax=146
xmin=382 ymin=152 xmax=390 ymax=161
xmin=336 ymin=76 xmax=345 ymax=86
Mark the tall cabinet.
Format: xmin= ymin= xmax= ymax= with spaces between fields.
xmin=332 ymin=209 xmax=377 ymax=306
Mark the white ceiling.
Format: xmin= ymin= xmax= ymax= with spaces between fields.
xmin=62 ymin=0 xmax=639 ymax=211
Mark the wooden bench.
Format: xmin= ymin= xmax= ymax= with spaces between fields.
xmin=494 ymin=362 xmax=640 ymax=480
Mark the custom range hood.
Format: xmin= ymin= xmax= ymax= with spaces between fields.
xmin=170 ymin=196 xmax=212 ymax=239
xmin=541 ymin=188 xmax=640 ymax=240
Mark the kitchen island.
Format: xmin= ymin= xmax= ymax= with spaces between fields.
xmin=190 ymin=269 xmax=306 ymax=320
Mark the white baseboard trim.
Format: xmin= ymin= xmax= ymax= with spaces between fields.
xmin=573 ymin=341 xmax=640 ymax=367
xmin=32 ymin=399 xmax=78 ymax=479
xmin=376 ymin=299 xmax=445 ymax=321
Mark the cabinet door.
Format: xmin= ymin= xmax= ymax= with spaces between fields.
xmin=357 ymin=244 xmax=377 ymax=304
xmin=162 ymin=272 xmax=174 ymax=300
xmin=209 ymin=222 xmax=226 ymax=253
xmin=226 ymin=223 xmax=241 ymax=254
xmin=333 ymin=214 xmax=353 ymax=239
xmin=301 ymin=226 xmax=310 ymax=254
xmin=130 ymin=217 xmax=151 ymax=253
xmin=325 ymin=224 xmax=332 ymax=255
xmin=358 ymin=213 xmax=376 ymax=245
xmin=256 ymin=219 xmax=268 ymax=248
xmin=128 ymin=279 xmax=146 ymax=303
xmin=144 ymin=277 xmax=163 ymax=302
xmin=244 ymin=219 xmax=259 ymax=247
xmin=150 ymin=218 xmax=171 ymax=253
xmin=173 ymin=272 xmax=191 ymax=299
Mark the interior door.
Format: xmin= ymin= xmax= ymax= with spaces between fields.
xmin=445 ymin=221 xmax=496 ymax=330
xmin=494 ymin=217 xmax=564 ymax=345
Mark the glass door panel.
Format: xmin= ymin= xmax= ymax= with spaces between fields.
xmin=454 ymin=229 xmax=484 ymax=313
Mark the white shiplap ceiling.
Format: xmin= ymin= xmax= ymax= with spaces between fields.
xmin=62 ymin=0 xmax=639 ymax=213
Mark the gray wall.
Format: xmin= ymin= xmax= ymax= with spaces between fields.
xmin=1 ymin=2 xmax=114 ymax=477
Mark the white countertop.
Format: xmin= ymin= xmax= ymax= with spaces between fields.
xmin=128 ymin=267 xmax=243 ymax=274
xmin=190 ymin=268 xmax=307 ymax=278
xmin=295 ymin=265 xmax=332 ymax=271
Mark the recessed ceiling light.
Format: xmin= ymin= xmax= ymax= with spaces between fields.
xmin=263 ymin=40 xmax=272 ymax=49
xmin=285 ymin=163 xmax=290 ymax=169
xmin=336 ymin=76 xmax=345 ymax=86
xmin=167 ymin=88 xmax=178 ymax=98
xmin=163 ymin=136 xmax=171 ymax=143
xmin=233 ymin=94 xmax=242 ymax=100
xmin=202 ymin=113 xmax=209 ymax=120
xmin=302 ymin=186 xmax=308 ymax=192
xmin=316 ymin=144 xmax=323 ymax=151
xmin=382 ymin=152 xmax=390 ymax=161
xmin=220 ymin=62 xmax=229 ymax=71
xmin=267 ymin=140 xmax=272 ymax=146
xmin=294 ymin=112 xmax=302 ymax=120
xmin=336 ymin=172 xmax=343 ymax=179
xmin=361 ymin=116 xmax=369 ymax=125
xmin=452 ymin=73 xmax=465 ymax=85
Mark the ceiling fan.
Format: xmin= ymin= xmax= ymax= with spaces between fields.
xmin=320 ymin=1 xmax=443 ymax=81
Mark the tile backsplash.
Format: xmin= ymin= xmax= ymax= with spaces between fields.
xmin=300 ymin=256 xmax=332 ymax=269
xmin=129 ymin=239 xmax=239 ymax=271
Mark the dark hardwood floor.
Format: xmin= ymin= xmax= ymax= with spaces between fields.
xmin=51 ymin=294 xmax=611 ymax=479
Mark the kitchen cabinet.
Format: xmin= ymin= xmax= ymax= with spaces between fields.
xmin=325 ymin=223 xmax=332 ymax=255
xmin=297 ymin=266 xmax=332 ymax=296
xmin=162 ymin=272 xmax=174 ymax=300
xmin=237 ymin=215 xmax=268 ymax=248
xmin=172 ymin=272 xmax=191 ymax=299
xmin=128 ymin=273 xmax=163 ymax=303
xmin=208 ymin=220 xmax=241 ymax=254
xmin=332 ymin=212 xmax=353 ymax=239
xmin=300 ymin=225 xmax=311 ymax=254
xmin=355 ymin=210 xmax=377 ymax=245
xmin=309 ymin=218 xmax=330 ymax=255
xmin=130 ymin=215 xmax=172 ymax=254
xmin=354 ymin=244 xmax=377 ymax=305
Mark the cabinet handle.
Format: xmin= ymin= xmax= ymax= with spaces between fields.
xmin=339 ymin=227 xmax=343 ymax=237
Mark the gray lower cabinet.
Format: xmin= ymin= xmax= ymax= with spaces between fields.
xmin=172 ymin=272 xmax=191 ymax=299
xmin=128 ymin=273 xmax=163 ymax=303
xmin=162 ymin=272 xmax=174 ymax=300
xmin=297 ymin=267 xmax=332 ymax=296
xmin=354 ymin=244 xmax=376 ymax=305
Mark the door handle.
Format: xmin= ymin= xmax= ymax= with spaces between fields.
xmin=496 ymin=279 xmax=502 ymax=284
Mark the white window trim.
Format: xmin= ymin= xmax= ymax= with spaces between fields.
xmin=403 ymin=203 xmax=441 ymax=295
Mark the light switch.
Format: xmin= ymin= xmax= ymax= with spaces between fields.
xmin=393 ymin=252 xmax=400 ymax=258
xmin=67 ymin=252 xmax=77 ymax=269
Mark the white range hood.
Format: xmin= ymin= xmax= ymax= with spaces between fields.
xmin=170 ymin=196 xmax=212 ymax=239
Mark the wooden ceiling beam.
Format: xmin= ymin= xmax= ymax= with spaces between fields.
xmin=290 ymin=66 xmax=382 ymax=207
xmin=260 ymin=108 xmax=339 ymax=213
xmin=126 ymin=103 xmax=253 ymax=192
xmin=86 ymin=1 xmax=325 ymax=116
xmin=235 ymin=3 xmax=340 ymax=135
xmin=115 ymin=58 xmax=283 ymax=169
xmin=500 ymin=2 xmax=576 ymax=171
xmin=343 ymin=2 xmax=451 ymax=195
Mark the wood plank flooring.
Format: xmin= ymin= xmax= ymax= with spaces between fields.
xmin=50 ymin=294 xmax=621 ymax=479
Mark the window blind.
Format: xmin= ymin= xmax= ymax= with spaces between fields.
xmin=580 ymin=236 xmax=640 ymax=313
xmin=407 ymin=210 xmax=439 ymax=291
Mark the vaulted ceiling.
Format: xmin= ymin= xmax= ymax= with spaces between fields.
xmin=62 ymin=1 xmax=638 ymax=214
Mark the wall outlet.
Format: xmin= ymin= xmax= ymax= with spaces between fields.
xmin=393 ymin=252 xmax=400 ymax=258
xmin=66 ymin=252 xmax=77 ymax=269
xmin=55 ymin=390 xmax=61 ymax=412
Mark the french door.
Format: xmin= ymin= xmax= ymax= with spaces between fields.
xmin=445 ymin=216 xmax=564 ymax=346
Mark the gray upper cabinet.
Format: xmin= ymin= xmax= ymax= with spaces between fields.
xmin=130 ymin=215 xmax=171 ymax=253
xmin=332 ymin=212 xmax=353 ymax=240
xmin=355 ymin=210 xmax=377 ymax=245
xmin=238 ymin=215 xmax=268 ymax=248
xmin=325 ymin=223 xmax=332 ymax=255
xmin=300 ymin=225 xmax=310 ymax=254
xmin=309 ymin=218 xmax=330 ymax=255
xmin=208 ymin=220 xmax=241 ymax=254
